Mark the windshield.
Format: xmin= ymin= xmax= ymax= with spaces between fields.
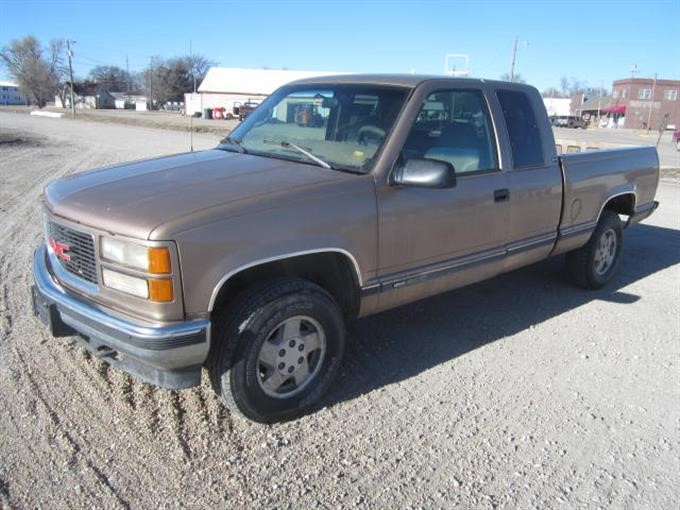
xmin=220 ymin=84 xmax=409 ymax=173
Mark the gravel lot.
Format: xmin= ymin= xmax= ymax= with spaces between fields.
xmin=0 ymin=105 xmax=240 ymax=136
xmin=1 ymin=112 xmax=678 ymax=509
xmin=553 ymin=127 xmax=680 ymax=170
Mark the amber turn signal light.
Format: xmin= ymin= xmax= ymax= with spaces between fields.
xmin=148 ymin=278 xmax=174 ymax=302
xmin=148 ymin=247 xmax=171 ymax=274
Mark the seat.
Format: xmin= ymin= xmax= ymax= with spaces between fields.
xmin=425 ymin=147 xmax=480 ymax=173
xmin=424 ymin=122 xmax=481 ymax=173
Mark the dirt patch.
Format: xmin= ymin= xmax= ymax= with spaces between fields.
xmin=0 ymin=130 xmax=46 ymax=148
xmin=660 ymin=167 xmax=680 ymax=181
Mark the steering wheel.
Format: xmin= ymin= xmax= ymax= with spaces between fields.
xmin=357 ymin=125 xmax=386 ymax=145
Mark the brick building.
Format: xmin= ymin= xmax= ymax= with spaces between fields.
xmin=609 ymin=78 xmax=679 ymax=130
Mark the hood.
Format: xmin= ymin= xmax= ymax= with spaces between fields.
xmin=45 ymin=149 xmax=353 ymax=239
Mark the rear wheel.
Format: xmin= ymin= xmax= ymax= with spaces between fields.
xmin=566 ymin=210 xmax=623 ymax=289
xmin=209 ymin=278 xmax=345 ymax=423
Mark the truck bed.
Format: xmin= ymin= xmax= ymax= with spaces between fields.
xmin=555 ymin=145 xmax=659 ymax=253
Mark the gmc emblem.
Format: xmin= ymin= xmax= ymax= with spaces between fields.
xmin=48 ymin=237 xmax=71 ymax=261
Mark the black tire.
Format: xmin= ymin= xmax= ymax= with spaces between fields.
xmin=208 ymin=277 xmax=345 ymax=423
xmin=566 ymin=209 xmax=623 ymax=289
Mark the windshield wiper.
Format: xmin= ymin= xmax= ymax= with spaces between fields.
xmin=219 ymin=136 xmax=247 ymax=154
xmin=263 ymin=139 xmax=332 ymax=169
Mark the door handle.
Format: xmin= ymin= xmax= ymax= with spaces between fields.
xmin=494 ymin=188 xmax=510 ymax=202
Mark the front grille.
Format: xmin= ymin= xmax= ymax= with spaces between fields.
xmin=47 ymin=221 xmax=98 ymax=284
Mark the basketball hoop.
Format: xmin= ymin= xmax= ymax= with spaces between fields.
xmin=444 ymin=54 xmax=470 ymax=77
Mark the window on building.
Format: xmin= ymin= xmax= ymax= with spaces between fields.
xmin=664 ymin=90 xmax=678 ymax=101
xmin=638 ymin=89 xmax=652 ymax=100
xmin=621 ymin=89 xmax=628 ymax=99
xmin=612 ymin=90 xmax=619 ymax=99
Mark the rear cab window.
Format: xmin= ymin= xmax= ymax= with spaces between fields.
xmin=496 ymin=89 xmax=544 ymax=168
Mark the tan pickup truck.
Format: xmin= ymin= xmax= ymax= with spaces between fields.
xmin=32 ymin=75 xmax=659 ymax=422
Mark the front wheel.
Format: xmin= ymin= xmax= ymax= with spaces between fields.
xmin=566 ymin=210 xmax=623 ymax=289
xmin=209 ymin=278 xmax=345 ymax=423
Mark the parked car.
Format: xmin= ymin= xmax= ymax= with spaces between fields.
xmin=673 ymin=129 xmax=680 ymax=151
xmin=32 ymin=76 xmax=659 ymax=422
xmin=550 ymin=115 xmax=587 ymax=129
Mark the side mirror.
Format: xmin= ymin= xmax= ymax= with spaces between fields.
xmin=391 ymin=158 xmax=456 ymax=189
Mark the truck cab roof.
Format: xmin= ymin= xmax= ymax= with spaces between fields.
xmin=288 ymin=73 xmax=533 ymax=90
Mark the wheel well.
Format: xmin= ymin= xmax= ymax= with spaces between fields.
xmin=211 ymin=252 xmax=361 ymax=319
xmin=603 ymin=193 xmax=635 ymax=217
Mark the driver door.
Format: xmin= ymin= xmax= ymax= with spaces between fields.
xmin=376 ymin=87 xmax=510 ymax=310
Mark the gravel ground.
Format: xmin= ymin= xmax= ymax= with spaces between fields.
xmin=0 ymin=112 xmax=678 ymax=509
xmin=0 ymin=105 xmax=240 ymax=136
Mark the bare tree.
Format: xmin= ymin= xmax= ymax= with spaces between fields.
xmin=88 ymin=65 xmax=138 ymax=92
xmin=141 ymin=54 xmax=215 ymax=106
xmin=499 ymin=72 xmax=526 ymax=83
xmin=542 ymin=86 xmax=566 ymax=98
xmin=552 ymin=77 xmax=609 ymax=100
xmin=48 ymin=39 xmax=71 ymax=108
xmin=184 ymin=54 xmax=214 ymax=92
xmin=0 ymin=36 xmax=65 ymax=107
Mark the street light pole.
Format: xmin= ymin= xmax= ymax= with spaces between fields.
xmin=646 ymin=73 xmax=657 ymax=133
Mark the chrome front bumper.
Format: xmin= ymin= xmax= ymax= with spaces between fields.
xmin=31 ymin=245 xmax=210 ymax=389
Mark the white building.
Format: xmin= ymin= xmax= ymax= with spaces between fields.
xmin=0 ymin=80 xmax=26 ymax=105
xmin=186 ymin=67 xmax=344 ymax=117
xmin=55 ymin=83 xmax=116 ymax=109
xmin=110 ymin=92 xmax=149 ymax=110
xmin=542 ymin=97 xmax=571 ymax=117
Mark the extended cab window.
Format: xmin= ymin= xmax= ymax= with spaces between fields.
xmin=403 ymin=90 xmax=498 ymax=174
xmin=496 ymin=89 xmax=544 ymax=168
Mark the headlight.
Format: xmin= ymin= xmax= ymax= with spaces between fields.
xmin=101 ymin=237 xmax=171 ymax=274
xmin=101 ymin=269 xmax=174 ymax=302
xmin=100 ymin=237 xmax=174 ymax=302
xmin=102 ymin=268 xmax=149 ymax=298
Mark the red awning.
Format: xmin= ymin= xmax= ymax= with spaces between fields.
xmin=601 ymin=105 xmax=626 ymax=113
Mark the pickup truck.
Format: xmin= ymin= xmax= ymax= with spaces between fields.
xmin=236 ymin=101 xmax=259 ymax=121
xmin=32 ymin=75 xmax=659 ymax=423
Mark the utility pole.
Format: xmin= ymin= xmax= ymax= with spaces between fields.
xmin=628 ymin=64 xmax=639 ymax=105
xmin=149 ymin=56 xmax=154 ymax=109
xmin=509 ymin=35 xmax=518 ymax=82
xmin=190 ymin=39 xmax=196 ymax=93
xmin=66 ymin=39 xmax=76 ymax=119
xmin=646 ymin=72 xmax=657 ymax=133
xmin=597 ymin=79 xmax=603 ymax=126
xmin=125 ymin=55 xmax=130 ymax=96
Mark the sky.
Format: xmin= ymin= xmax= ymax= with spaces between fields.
xmin=1 ymin=0 xmax=679 ymax=93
